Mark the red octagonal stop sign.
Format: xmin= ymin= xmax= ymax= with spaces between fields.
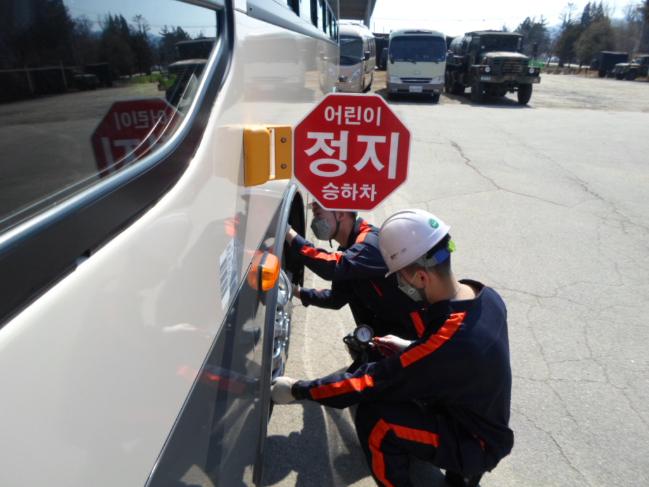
xmin=294 ymin=93 xmax=410 ymax=211
xmin=92 ymin=98 xmax=181 ymax=174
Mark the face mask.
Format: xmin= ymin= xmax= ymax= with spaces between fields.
xmin=311 ymin=217 xmax=333 ymax=240
xmin=397 ymin=273 xmax=426 ymax=302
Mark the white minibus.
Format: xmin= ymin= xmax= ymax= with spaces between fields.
xmin=387 ymin=29 xmax=446 ymax=102
xmin=337 ymin=21 xmax=376 ymax=92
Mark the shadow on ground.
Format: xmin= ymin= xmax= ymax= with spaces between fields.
xmin=373 ymin=87 xmax=439 ymax=106
xmin=263 ymin=401 xmax=449 ymax=486
xmin=442 ymin=92 xmax=532 ymax=109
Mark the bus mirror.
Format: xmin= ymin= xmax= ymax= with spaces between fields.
xmin=364 ymin=50 xmax=371 ymax=61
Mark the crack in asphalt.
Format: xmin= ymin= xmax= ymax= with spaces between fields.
xmin=449 ymin=139 xmax=570 ymax=208
xmin=513 ymin=406 xmax=594 ymax=487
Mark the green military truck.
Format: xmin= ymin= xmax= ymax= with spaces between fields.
xmin=612 ymin=55 xmax=649 ymax=80
xmin=445 ymin=31 xmax=541 ymax=105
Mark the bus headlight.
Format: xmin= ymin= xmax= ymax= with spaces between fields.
xmin=484 ymin=65 xmax=491 ymax=73
xmin=389 ymin=76 xmax=400 ymax=83
xmin=529 ymin=67 xmax=535 ymax=74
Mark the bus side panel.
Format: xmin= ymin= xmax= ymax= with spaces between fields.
xmin=0 ymin=10 xmax=334 ymax=487
xmin=145 ymin=202 xmax=285 ymax=487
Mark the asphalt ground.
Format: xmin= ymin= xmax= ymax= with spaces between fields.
xmin=264 ymin=72 xmax=649 ymax=486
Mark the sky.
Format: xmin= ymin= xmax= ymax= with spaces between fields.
xmin=369 ymin=0 xmax=631 ymax=36
xmin=65 ymin=0 xmax=217 ymax=37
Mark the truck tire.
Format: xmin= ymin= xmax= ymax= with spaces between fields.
xmin=615 ymin=73 xmax=624 ymax=80
xmin=432 ymin=93 xmax=440 ymax=103
xmin=452 ymin=83 xmax=465 ymax=95
xmin=470 ymin=80 xmax=483 ymax=103
xmin=445 ymin=72 xmax=453 ymax=93
xmin=626 ymin=71 xmax=637 ymax=81
xmin=517 ymin=84 xmax=532 ymax=105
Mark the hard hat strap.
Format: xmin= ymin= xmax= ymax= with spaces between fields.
xmin=415 ymin=248 xmax=450 ymax=268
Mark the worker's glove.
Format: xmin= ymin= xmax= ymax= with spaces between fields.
xmin=292 ymin=284 xmax=300 ymax=299
xmin=271 ymin=376 xmax=298 ymax=404
xmin=285 ymin=225 xmax=297 ymax=244
xmin=373 ymin=335 xmax=413 ymax=358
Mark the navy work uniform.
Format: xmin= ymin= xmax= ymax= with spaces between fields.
xmin=289 ymin=218 xmax=425 ymax=340
xmin=291 ymin=280 xmax=514 ymax=486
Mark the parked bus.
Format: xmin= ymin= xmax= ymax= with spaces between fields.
xmin=386 ymin=29 xmax=446 ymax=102
xmin=0 ymin=0 xmax=338 ymax=485
xmin=337 ymin=21 xmax=376 ymax=92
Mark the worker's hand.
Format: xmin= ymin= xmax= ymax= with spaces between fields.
xmin=271 ymin=376 xmax=298 ymax=404
xmin=292 ymin=284 xmax=301 ymax=299
xmin=373 ymin=335 xmax=413 ymax=357
xmin=285 ymin=225 xmax=298 ymax=245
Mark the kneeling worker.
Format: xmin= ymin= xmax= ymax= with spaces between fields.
xmin=273 ymin=209 xmax=514 ymax=487
xmin=286 ymin=202 xmax=424 ymax=340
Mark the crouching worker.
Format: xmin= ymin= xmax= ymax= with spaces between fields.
xmin=272 ymin=209 xmax=513 ymax=487
xmin=286 ymin=202 xmax=423 ymax=340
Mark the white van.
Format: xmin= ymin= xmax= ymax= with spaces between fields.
xmin=387 ymin=29 xmax=446 ymax=102
xmin=337 ymin=22 xmax=376 ymax=92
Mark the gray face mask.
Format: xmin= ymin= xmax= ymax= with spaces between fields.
xmin=397 ymin=273 xmax=426 ymax=302
xmin=311 ymin=217 xmax=333 ymax=240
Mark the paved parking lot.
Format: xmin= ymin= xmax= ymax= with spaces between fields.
xmin=264 ymin=73 xmax=649 ymax=486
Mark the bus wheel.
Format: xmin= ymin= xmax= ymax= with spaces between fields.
xmin=271 ymin=269 xmax=293 ymax=379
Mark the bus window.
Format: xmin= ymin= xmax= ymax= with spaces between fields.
xmin=389 ymin=36 xmax=447 ymax=63
xmin=310 ymin=0 xmax=318 ymax=26
xmin=300 ymin=0 xmax=312 ymax=24
xmin=288 ymin=0 xmax=299 ymax=15
xmin=0 ymin=0 xmax=219 ymax=236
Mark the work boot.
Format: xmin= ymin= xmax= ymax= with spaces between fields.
xmin=444 ymin=470 xmax=483 ymax=487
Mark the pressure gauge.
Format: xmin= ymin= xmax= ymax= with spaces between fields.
xmin=353 ymin=324 xmax=374 ymax=345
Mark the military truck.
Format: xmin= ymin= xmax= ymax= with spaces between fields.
xmin=445 ymin=31 xmax=540 ymax=105
xmin=591 ymin=51 xmax=628 ymax=77
xmin=612 ymin=55 xmax=649 ymax=80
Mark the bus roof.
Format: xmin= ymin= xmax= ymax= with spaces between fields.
xmin=339 ymin=22 xmax=375 ymax=39
xmin=389 ymin=29 xmax=445 ymax=39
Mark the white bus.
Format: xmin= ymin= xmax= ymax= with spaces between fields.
xmin=0 ymin=0 xmax=338 ymax=485
xmin=337 ymin=21 xmax=376 ymax=92
xmin=386 ymin=29 xmax=446 ymax=102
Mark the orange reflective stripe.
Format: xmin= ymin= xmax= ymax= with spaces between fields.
xmin=390 ymin=424 xmax=440 ymax=447
xmin=368 ymin=419 xmax=439 ymax=486
xmin=400 ymin=312 xmax=466 ymax=367
xmin=370 ymin=280 xmax=383 ymax=297
xmin=310 ymin=374 xmax=375 ymax=400
xmin=355 ymin=220 xmax=373 ymax=243
xmin=299 ymin=246 xmax=342 ymax=262
xmin=369 ymin=420 xmax=394 ymax=487
xmin=410 ymin=311 xmax=425 ymax=338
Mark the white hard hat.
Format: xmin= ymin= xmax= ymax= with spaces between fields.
xmin=379 ymin=209 xmax=451 ymax=276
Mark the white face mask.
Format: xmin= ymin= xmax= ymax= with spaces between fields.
xmin=396 ymin=273 xmax=426 ymax=302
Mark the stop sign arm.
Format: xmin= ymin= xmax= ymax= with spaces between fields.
xmin=243 ymin=126 xmax=292 ymax=187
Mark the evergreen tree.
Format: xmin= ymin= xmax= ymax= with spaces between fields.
xmin=130 ymin=15 xmax=154 ymax=75
xmin=159 ymin=25 xmax=191 ymax=65
xmin=575 ymin=18 xmax=615 ymax=64
xmin=516 ymin=16 xmax=550 ymax=57
xmin=100 ymin=14 xmax=135 ymax=77
xmin=581 ymin=2 xmax=592 ymax=27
